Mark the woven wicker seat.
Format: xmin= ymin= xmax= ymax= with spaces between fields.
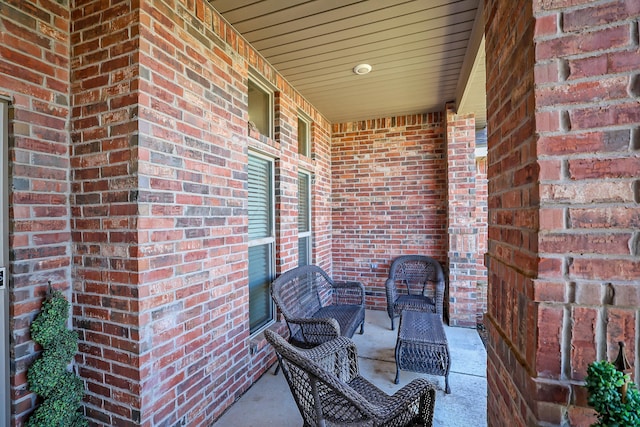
xmin=385 ymin=256 xmax=445 ymax=330
xmin=395 ymin=311 xmax=450 ymax=393
xmin=264 ymin=329 xmax=436 ymax=427
xmin=271 ymin=265 xmax=365 ymax=348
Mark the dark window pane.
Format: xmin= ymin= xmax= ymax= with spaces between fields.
xmin=248 ymin=80 xmax=270 ymax=137
xmin=249 ymin=244 xmax=272 ymax=332
xmin=298 ymin=236 xmax=309 ymax=267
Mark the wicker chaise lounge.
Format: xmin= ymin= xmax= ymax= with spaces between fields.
xmin=264 ymin=329 xmax=436 ymax=426
xmin=385 ymin=255 xmax=445 ymax=330
xmin=270 ymin=264 xmax=365 ymax=348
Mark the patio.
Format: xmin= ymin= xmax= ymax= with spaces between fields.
xmin=4 ymin=1 xmax=635 ymax=425
xmin=213 ymin=309 xmax=487 ymax=426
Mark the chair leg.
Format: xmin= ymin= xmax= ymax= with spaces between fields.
xmin=390 ymin=316 xmax=395 ymax=331
xmin=273 ymin=362 xmax=280 ymax=375
xmin=359 ymin=321 xmax=364 ymax=334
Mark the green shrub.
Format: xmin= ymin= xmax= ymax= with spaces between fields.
xmin=585 ymin=360 xmax=640 ymax=427
xmin=26 ymin=290 xmax=87 ymax=427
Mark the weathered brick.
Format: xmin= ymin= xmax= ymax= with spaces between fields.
xmin=533 ymin=279 xmax=566 ymax=303
xmin=539 ymin=207 xmax=565 ymax=230
xmin=538 ymin=130 xmax=630 ymax=155
xmin=534 ymin=14 xmax=558 ymax=37
xmin=570 ymin=307 xmax=598 ymax=381
xmin=535 ymin=25 xmax=630 ymax=60
xmin=569 ymin=157 xmax=640 ymax=179
xmin=570 ymin=258 xmax=640 ymax=280
xmin=540 ymin=181 xmax=636 ymax=203
xmin=537 ymin=158 xmax=562 ymax=181
xmin=608 ymin=48 xmax=640 ymax=73
xmin=539 ymin=231 xmax=632 ymax=255
xmin=534 ymin=61 xmax=561 ymax=84
xmin=570 ymin=101 xmax=640 ymax=130
xmin=536 ymin=305 xmax=563 ymax=378
xmin=535 ymin=76 xmax=628 ymax=107
xmin=563 ymin=1 xmax=640 ymax=32
xmin=567 ymin=54 xmax=609 ymax=79
xmin=606 ymin=308 xmax=636 ymax=363
xmin=574 ymin=282 xmax=604 ymax=305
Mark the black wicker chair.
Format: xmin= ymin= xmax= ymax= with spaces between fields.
xmin=385 ymin=255 xmax=445 ymax=330
xmin=264 ymin=329 xmax=436 ymax=427
xmin=270 ymin=264 xmax=365 ymax=348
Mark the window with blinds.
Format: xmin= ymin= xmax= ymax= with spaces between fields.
xmin=248 ymin=153 xmax=275 ymax=334
xmin=298 ymin=171 xmax=311 ymax=267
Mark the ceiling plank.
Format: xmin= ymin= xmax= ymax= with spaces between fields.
xmin=269 ymin=20 xmax=474 ymax=68
xmin=243 ymin=0 xmax=476 ymax=40
xmin=253 ymin=6 xmax=478 ymax=55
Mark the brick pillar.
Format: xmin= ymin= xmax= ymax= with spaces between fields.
xmin=70 ymin=2 xmax=145 ymax=425
xmin=486 ymin=0 xmax=640 ymax=425
xmin=475 ymin=151 xmax=488 ymax=322
xmin=445 ymin=106 xmax=478 ymax=327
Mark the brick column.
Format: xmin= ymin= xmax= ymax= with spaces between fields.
xmin=486 ymin=0 xmax=640 ymax=425
xmin=475 ymin=150 xmax=488 ymax=322
xmin=70 ymin=2 xmax=143 ymax=425
xmin=445 ymin=106 xmax=478 ymax=327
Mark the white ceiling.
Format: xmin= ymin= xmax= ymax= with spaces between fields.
xmin=209 ymin=0 xmax=486 ymax=128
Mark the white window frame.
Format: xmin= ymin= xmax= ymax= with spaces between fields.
xmin=248 ymin=72 xmax=274 ymax=139
xmin=298 ymin=170 xmax=312 ymax=267
xmin=297 ymin=112 xmax=311 ymax=158
xmin=247 ymin=151 xmax=276 ymax=336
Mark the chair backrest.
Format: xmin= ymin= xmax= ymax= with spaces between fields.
xmin=270 ymin=265 xmax=335 ymax=324
xmin=264 ymin=329 xmax=377 ymax=426
xmin=389 ymin=255 xmax=444 ymax=297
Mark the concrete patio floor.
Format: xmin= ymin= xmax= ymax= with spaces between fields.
xmin=213 ymin=309 xmax=487 ymax=427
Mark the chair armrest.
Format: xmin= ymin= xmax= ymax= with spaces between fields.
xmin=385 ymin=278 xmax=398 ymax=304
xmin=301 ymin=336 xmax=354 ymax=359
xmin=300 ymin=336 xmax=359 ymax=383
xmin=288 ymin=317 xmax=341 ymax=345
xmin=434 ymin=279 xmax=445 ymax=316
xmin=386 ymin=378 xmax=437 ymax=425
xmin=332 ymin=280 xmax=365 ymax=305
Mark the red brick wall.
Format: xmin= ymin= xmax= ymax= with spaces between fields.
xmin=0 ymin=1 xmax=72 ymax=424
xmin=534 ymin=1 xmax=640 ymax=424
xmin=2 ymin=1 xmax=332 ymax=426
xmin=475 ymin=154 xmax=488 ymax=322
xmin=311 ymin=120 xmax=334 ymax=269
xmin=69 ymin=2 xmax=143 ymax=424
xmin=485 ymin=0 xmax=539 ymax=425
xmin=71 ymin=1 xmax=331 ymax=425
xmin=486 ymin=0 xmax=640 ymax=425
xmin=331 ymin=115 xmax=448 ymax=310
xmin=446 ymin=108 xmax=479 ymax=327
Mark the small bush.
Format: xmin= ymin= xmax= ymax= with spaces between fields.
xmin=585 ymin=360 xmax=640 ymax=427
xmin=26 ymin=290 xmax=87 ymax=427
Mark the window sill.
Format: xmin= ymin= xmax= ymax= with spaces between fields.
xmin=248 ymin=127 xmax=281 ymax=154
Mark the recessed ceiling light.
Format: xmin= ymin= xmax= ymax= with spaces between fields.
xmin=353 ymin=63 xmax=372 ymax=75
